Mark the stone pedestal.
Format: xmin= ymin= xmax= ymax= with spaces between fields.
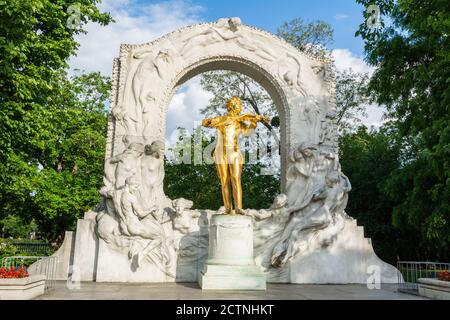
xmin=198 ymin=214 xmax=266 ymax=290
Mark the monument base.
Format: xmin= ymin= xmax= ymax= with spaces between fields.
xmin=198 ymin=214 xmax=266 ymax=290
xmin=289 ymin=217 xmax=401 ymax=283
xmin=199 ymin=264 xmax=266 ymax=290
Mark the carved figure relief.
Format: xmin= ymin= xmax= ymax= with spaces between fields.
xmin=113 ymin=49 xmax=175 ymax=136
xmin=270 ymin=148 xmax=352 ymax=268
xmin=286 ymin=143 xmax=318 ymax=207
xmin=180 ymin=18 xmax=276 ymax=62
xmin=278 ymin=52 xmax=307 ymax=96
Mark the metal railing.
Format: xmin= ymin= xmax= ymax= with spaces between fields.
xmin=397 ymin=261 xmax=450 ymax=295
xmin=5 ymin=241 xmax=52 ymax=256
xmin=1 ymin=256 xmax=58 ymax=291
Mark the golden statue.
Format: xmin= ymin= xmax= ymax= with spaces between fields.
xmin=202 ymin=96 xmax=269 ymax=215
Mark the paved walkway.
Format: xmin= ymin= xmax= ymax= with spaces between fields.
xmin=37 ymin=281 xmax=425 ymax=300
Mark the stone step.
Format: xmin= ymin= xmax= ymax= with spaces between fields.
xmin=201 ymin=263 xmax=263 ymax=276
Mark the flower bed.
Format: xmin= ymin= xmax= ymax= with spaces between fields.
xmin=0 ymin=267 xmax=29 ymax=279
xmin=437 ymin=270 xmax=450 ymax=282
xmin=0 ymin=267 xmax=45 ymax=300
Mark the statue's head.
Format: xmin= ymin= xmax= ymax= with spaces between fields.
xmin=125 ymin=175 xmax=140 ymax=192
xmin=226 ymin=96 xmax=242 ymax=115
xmin=145 ymin=140 xmax=165 ymax=158
xmin=127 ymin=142 xmax=145 ymax=154
xmin=172 ymin=198 xmax=194 ymax=214
xmin=228 ymin=17 xmax=242 ymax=31
xmin=299 ymin=143 xmax=317 ymax=157
xmin=325 ymin=171 xmax=340 ymax=187
xmin=272 ymin=194 xmax=288 ymax=209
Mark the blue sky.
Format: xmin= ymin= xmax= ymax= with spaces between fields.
xmin=136 ymin=0 xmax=368 ymax=56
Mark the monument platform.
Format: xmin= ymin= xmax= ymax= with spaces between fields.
xmin=199 ymin=214 xmax=266 ymax=290
xmin=36 ymin=281 xmax=425 ymax=300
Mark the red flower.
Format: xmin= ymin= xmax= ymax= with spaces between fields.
xmin=438 ymin=270 xmax=450 ymax=282
xmin=0 ymin=266 xmax=29 ymax=279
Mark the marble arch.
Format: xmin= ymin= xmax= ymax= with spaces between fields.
xmin=107 ymin=17 xmax=338 ymax=191
xmin=64 ymin=18 xmax=401 ymax=284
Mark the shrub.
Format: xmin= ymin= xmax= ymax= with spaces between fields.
xmin=0 ymin=243 xmax=20 ymax=261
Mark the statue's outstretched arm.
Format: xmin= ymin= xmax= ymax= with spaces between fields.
xmin=240 ymin=114 xmax=269 ymax=135
xmin=109 ymin=153 xmax=126 ymax=164
xmin=132 ymin=201 xmax=152 ymax=219
xmin=202 ymin=115 xmax=227 ymax=127
xmin=253 ymin=209 xmax=272 ymax=220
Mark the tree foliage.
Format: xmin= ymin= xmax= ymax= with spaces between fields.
xmin=0 ymin=0 xmax=112 ymax=239
xmin=0 ymin=215 xmax=38 ymax=239
xmin=276 ymin=18 xmax=334 ymax=59
xmin=356 ymin=0 xmax=450 ymax=259
xmin=335 ymin=70 xmax=370 ymax=133
xmin=339 ymin=126 xmax=413 ymax=263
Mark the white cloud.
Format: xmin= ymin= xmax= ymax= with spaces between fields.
xmin=364 ymin=103 xmax=386 ymax=128
xmin=332 ymin=49 xmax=385 ymax=128
xmin=166 ymin=76 xmax=213 ymax=144
xmin=69 ymin=0 xmax=203 ymax=75
xmin=334 ymin=13 xmax=349 ymax=20
xmin=331 ymin=48 xmax=375 ymax=75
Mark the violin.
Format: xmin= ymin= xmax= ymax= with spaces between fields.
xmin=238 ymin=113 xmax=270 ymax=124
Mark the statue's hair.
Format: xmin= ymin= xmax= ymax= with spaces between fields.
xmin=298 ymin=142 xmax=317 ymax=151
xmin=271 ymin=194 xmax=288 ymax=209
xmin=228 ymin=17 xmax=242 ymax=31
xmin=151 ymin=140 xmax=165 ymax=150
xmin=172 ymin=198 xmax=194 ymax=210
xmin=127 ymin=142 xmax=145 ymax=153
xmin=226 ymin=96 xmax=242 ymax=112
xmin=297 ymin=142 xmax=317 ymax=157
xmin=125 ymin=175 xmax=140 ymax=186
xmin=325 ymin=170 xmax=340 ymax=185
xmin=145 ymin=140 xmax=165 ymax=154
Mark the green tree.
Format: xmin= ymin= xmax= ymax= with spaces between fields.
xmin=0 ymin=215 xmax=38 ymax=239
xmin=0 ymin=0 xmax=112 ymax=239
xmin=276 ymin=18 xmax=333 ymax=59
xmin=339 ymin=126 xmax=417 ymax=263
xmin=356 ymin=0 xmax=450 ymax=260
xmin=335 ymin=70 xmax=370 ymax=134
xmin=29 ymin=72 xmax=110 ymax=237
